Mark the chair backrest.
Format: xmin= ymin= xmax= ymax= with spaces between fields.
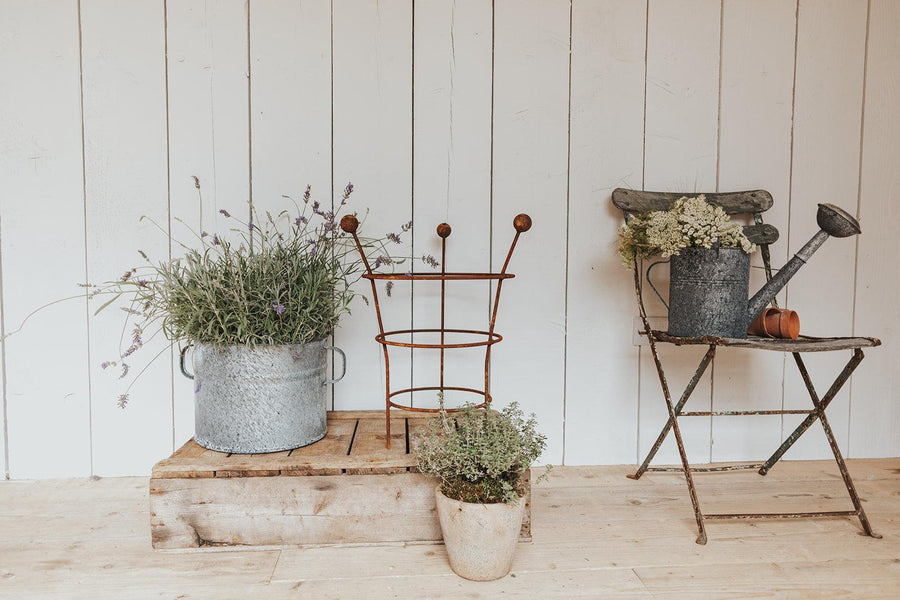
xmin=610 ymin=188 xmax=779 ymax=247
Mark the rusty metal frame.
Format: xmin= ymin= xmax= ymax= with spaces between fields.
xmin=340 ymin=214 xmax=531 ymax=448
xmin=626 ymin=211 xmax=882 ymax=545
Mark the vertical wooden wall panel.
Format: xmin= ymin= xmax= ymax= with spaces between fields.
xmin=712 ymin=0 xmax=796 ymax=462
xmin=250 ymin=0 xmax=332 ymax=213
xmin=564 ymin=0 xmax=646 ymax=465
xmin=411 ymin=0 xmax=492 ymax=410
xmin=0 ymin=1 xmax=92 ymax=478
xmin=332 ymin=0 xmax=413 ymax=411
xmin=640 ymin=0 xmax=721 ymax=464
xmin=491 ymin=0 xmax=570 ymax=463
xmin=850 ymin=0 xmax=900 ymax=457
xmin=783 ymin=0 xmax=868 ymax=460
xmin=81 ymin=0 xmax=172 ymax=476
xmin=249 ymin=0 xmax=333 ymax=406
xmin=165 ymin=0 xmax=250 ymax=444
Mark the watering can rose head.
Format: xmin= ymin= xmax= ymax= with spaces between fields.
xmin=617 ymin=195 xmax=756 ymax=266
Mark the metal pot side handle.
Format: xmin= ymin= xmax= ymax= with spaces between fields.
xmin=323 ymin=345 xmax=347 ymax=385
xmin=645 ymin=259 xmax=671 ymax=310
xmin=179 ymin=344 xmax=194 ymax=380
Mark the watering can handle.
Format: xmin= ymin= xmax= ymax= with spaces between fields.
xmin=645 ymin=260 xmax=670 ymax=310
xmin=179 ymin=344 xmax=194 ymax=380
xmin=324 ymin=345 xmax=347 ymax=385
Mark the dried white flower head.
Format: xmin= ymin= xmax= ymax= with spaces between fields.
xmin=617 ymin=194 xmax=756 ymax=265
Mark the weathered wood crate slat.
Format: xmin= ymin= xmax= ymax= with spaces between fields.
xmin=150 ymin=410 xmax=532 ymax=549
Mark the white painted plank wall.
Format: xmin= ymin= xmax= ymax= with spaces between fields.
xmin=0 ymin=1 xmax=91 ymax=478
xmin=782 ymin=0 xmax=868 ymax=461
xmin=0 ymin=0 xmax=897 ymax=478
xmin=851 ymin=0 xmax=900 ymax=458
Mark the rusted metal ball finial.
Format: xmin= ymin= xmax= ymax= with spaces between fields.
xmin=436 ymin=223 xmax=452 ymax=238
xmin=513 ymin=213 xmax=532 ymax=233
xmin=340 ymin=214 xmax=359 ymax=234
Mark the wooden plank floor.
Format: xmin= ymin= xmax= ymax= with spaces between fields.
xmin=2 ymin=459 xmax=899 ymax=598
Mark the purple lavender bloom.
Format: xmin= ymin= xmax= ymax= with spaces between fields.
xmin=120 ymin=363 xmax=130 ymax=379
xmin=401 ymin=220 xmax=413 ymax=232
xmin=100 ymin=361 xmax=112 ymax=370
xmin=248 ymin=220 xmax=254 ymax=231
xmin=117 ymin=394 xmax=129 ymax=409
xmin=386 ymin=232 xmax=401 ymax=244
xmin=212 ymin=234 xmax=221 ymax=246
xmin=303 ymin=185 xmax=311 ymax=203
xmin=422 ymin=254 xmax=439 ymax=268
xmin=344 ymin=182 xmax=354 ymax=197
xmin=271 ymin=300 xmax=286 ymax=316
xmin=219 ymin=209 xmax=231 ymax=217
xmin=194 ymin=381 xmax=202 ymax=394
xmin=385 ymin=280 xmax=394 ymax=297
xmin=295 ymin=216 xmax=308 ymax=226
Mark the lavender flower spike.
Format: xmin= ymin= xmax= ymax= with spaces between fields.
xmin=386 ymin=232 xmax=401 ymax=244
xmin=219 ymin=209 xmax=231 ymax=217
xmin=271 ymin=300 xmax=286 ymax=316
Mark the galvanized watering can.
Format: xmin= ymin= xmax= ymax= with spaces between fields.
xmin=647 ymin=203 xmax=861 ymax=339
xmin=179 ymin=339 xmax=346 ymax=454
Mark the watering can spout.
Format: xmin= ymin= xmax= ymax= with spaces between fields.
xmin=746 ymin=203 xmax=860 ymax=327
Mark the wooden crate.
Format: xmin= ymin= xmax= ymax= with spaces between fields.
xmin=150 ymin=410 xmax=532 ymax=549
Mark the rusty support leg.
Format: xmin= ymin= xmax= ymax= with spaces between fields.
xmin=630 ymin=339 xmax=713 ymax=545
xmin=759 ymin=349 xmax=863 ymax=475
xmin=629 ymin=344 xmax=716 ymax=481
xmin=767 ymin=350 xmax=879 ymax=538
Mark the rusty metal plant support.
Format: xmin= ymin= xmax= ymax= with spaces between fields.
xmin=613 ymin=188 xmax=882 ymax=545
xmin=340 ymin=213 xmax=532 ymax=448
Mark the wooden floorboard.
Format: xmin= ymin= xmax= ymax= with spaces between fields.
xmin=1 ymin=458 xmax=899 ymax=598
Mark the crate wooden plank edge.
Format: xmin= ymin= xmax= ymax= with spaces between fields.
xmin=150 ymin=470 xmax=532 ymax=549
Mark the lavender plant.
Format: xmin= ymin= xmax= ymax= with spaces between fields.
xmin=618 ymin=194 xmax=756 ymax=266
xmin=85 ymin=182 xmax=434 ymax=407
xmin=415 ymin=399 xmax=548 ymax=504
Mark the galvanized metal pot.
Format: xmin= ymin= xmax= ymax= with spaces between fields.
xmin=647 ymin=247 xmax=750 ymax=339
xmin=179 ymin=339 xmax=346 ymax=454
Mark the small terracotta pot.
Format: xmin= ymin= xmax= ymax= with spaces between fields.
xmin=747 ymin=307 xmax=800 ymax=339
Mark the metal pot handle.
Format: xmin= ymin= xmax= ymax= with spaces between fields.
xmin=645 ymin=259 xmax=670 ymax=310
xmin=179 ymin=344 xmax=194 ymax=380
xmin=323 ymin=345 xmax=347 ymax=385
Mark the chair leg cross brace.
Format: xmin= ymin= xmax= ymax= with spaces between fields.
xmin=629 ymin=342 xmax=880 ymax=544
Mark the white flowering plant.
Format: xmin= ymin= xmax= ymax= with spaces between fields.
xmin=617 ymin=195 xmax=756 ymax=265
xmin=415 ymin=399 xmax=549 ymax=504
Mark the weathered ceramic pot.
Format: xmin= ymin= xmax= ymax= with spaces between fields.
xmin=434 ymin=486 xmax=526 ymax=581
xmin=180 ymin=339 xmax=346 ymax=454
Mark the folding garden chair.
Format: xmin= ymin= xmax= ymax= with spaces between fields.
xmin=612 ymin=188 xmax=882 ymax=545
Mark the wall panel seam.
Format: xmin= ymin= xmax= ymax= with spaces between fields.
xmin=847 ymin=0 xmax=873 ymax=457
xmin=77 ymin=0 xmax=95 ymax=477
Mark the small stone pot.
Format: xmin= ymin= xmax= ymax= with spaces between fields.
xmin=179 ymin=339 xmax=346 ymax=454
xmin=434 ymin=486 xmax=526 ymax=581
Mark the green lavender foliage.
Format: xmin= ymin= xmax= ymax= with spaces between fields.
xmin=415 ymin=401 xmax=548 ymax=504
xmin=88 ymin=182 xmax=431 ymax=407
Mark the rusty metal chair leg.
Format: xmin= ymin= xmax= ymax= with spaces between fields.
xmin=760 ymin=350 xmax=879 ymax=538
xmin=759 ymin=349 xmax=864 ymax=475
xmin=629 ymin=339 xmax=713 ymax=544
xmin=629 ymin=345 xmax=716 ymax=480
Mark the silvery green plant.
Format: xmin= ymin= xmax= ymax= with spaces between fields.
xmin=618 ymin=194 xmax=756 ymax=266
xmin=12 ymin=181 xmax=435 ymax=408
xmin=415 ymin=399 xmax=548 ymax=504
